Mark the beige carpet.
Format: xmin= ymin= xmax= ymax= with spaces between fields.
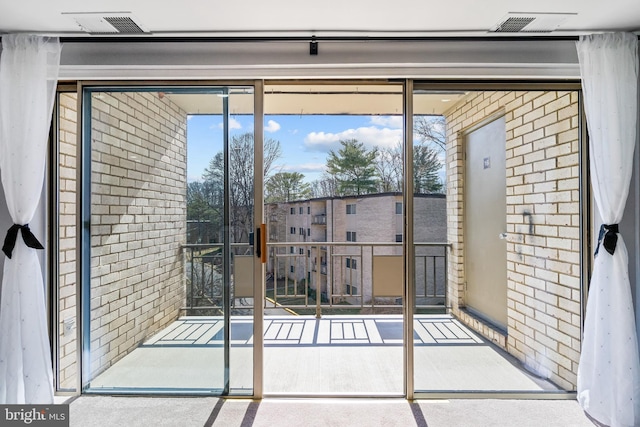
xmin=68 ymin=396 xmax=595 ymax=427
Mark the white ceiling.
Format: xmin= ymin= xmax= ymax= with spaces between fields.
xmin=0 ymin=0 xmax=639 ymax=37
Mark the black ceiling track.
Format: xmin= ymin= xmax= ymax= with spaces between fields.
xmin=55 ymin=35 xmax=587 ymax=43
xmin=1 ymin=33 xmax=636 ymax=44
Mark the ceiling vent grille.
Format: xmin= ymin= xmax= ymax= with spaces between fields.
xmin=493 ymin=17 xmax=535 ymax=33
xmin=103 ymin=17 xmax=145 ymax=34
xmin=63 ymin=12 xmax=149 ymax=34
xmin=490 ymin=13 xmax=576 ymax=33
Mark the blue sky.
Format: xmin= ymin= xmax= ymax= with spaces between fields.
xmin=186 ymin=114 xmax=433 ymax=183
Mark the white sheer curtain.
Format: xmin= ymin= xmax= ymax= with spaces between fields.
xmin=0 ymin=35 xmax=61 ymax=404
xmin=576 ymin=33 xmax=640 ymax=427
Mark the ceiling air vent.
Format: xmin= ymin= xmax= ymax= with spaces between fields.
xmin=490 ymin=13 xmax=576 ymax=33
xmin=63 ymin=12 xmax=150 ymax=34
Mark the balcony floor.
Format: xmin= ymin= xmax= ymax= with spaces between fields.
xmin=89 ymin=314 xmax=561 ymax=395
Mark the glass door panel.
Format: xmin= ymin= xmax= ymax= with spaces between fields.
xmin=81 ymin=86 xmax=254 ymax=394
xmin=263 ymin=83 xmax=404 ymax=396
xmin=412 ymin=87 xmax=582 ymax=394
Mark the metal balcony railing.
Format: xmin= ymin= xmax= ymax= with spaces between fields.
xmin=182 ymin=241 xmax=448 ymax=316
xmin=312 ymin=214 xmax=327 ymax=225
xmin=182 ymin=243 xmax=252 ymax=315
xmin=267 ymin=242 xmax=447 ymax=316
xmin=311 ymin=262 xmax=328 ymax=275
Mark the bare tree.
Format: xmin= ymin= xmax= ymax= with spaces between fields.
xmin=414 ymin=115 xmax=446 ymax=152
xmin=186 ymin=180 xmax=222 ymax=243
xmin=263 ymin=136 xmax=282 ymax=178
xmin=310 ymin=173 xmax=340 ymax=198
xmin=375 ymin=143 xmax=403 ymax=192
xmin=371 ymin=139 xmax=444 ymax=194
xmin=201 ymin=132 xmax=282 ymax=242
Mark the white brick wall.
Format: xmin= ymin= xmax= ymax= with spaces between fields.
xmin=88 ymin=91 xmax=187 ymax=378
xmin=58 ymin=92 xmax=78 ymax=389
xmin=445 ymin=90 xmax=581 ymax=390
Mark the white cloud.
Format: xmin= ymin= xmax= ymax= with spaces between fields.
xmin=264 ymin=119 xmax=281 ymax=133
xmin=229 ymin=118 xmax=242 ymax=130
xmin=304 ymin=126 xmax=402 ymax=152
xmin=213 ymin=117 xmax=242 ymax=130
xmin=369 ymin=116 xmax=403 ymax=129
xmin=277 ymin=162 xmax=326 ymax=173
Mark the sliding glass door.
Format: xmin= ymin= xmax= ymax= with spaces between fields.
xmin=57 ymin=80 xmax=585 ymax=399
xmin=80 ymin=85 xmax=256 ymax=394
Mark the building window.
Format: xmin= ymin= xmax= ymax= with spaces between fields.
xmin=290 ymin=227 xmax=296 ymax=234
xmin=290 ymin=246 xmax=295 ymax=253
xmin=395 ymin=202 xmax=402 ymax=214
xmin=346 ymin=204 xmax=356 ymax=214
xmin=299 ymin=207 xmax=303 ymax=214
xmin=290 ymin=265 xmax=294 ymax=273
xmin=299 ymin=227 xmax=304 ymax=235
xmin=307 ymin=249 xmax=311 ymax=257
xmin=396 ymin=234 xmax=403 ymax=242
xmin=307 ymin=228 xmax=310 ymax=236
xmin=346 ymin=284 xmax=358 ymax=295
xmin=346 ymin=231 xmax=356 ymax=242
xmin=307 ymin=206 xmax=311 ymax=214
xmin=291 ymin=207 xmax=295 ymax=215
xmin=299 ymin=248 xmax=304 ymax=255
xmin=346 ymin=258 xmax=357 ymax=269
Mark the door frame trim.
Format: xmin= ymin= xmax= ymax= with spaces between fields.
xmin=253 ymin=80 xmax=265 ymax=399
xmin=403 ymin=78 xmax=415 ymax=400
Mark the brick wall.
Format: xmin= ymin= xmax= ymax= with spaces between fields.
xmin=89 ymin=91 xmax=187 ymax=378
xmin=444 ymin=90 xmax=581 ymax=390
xmin=58 ymin=92 xmax=78 ymax=389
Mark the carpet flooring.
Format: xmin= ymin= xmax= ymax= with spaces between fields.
xmin=68 ymin=396 xmax=595 ymax=427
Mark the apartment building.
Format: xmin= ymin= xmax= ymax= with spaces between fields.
xmin=266 ymin=192 xmax=446 ymax=305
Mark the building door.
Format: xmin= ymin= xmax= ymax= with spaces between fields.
xmin=463 ymin=115 xmax=507 ymax=329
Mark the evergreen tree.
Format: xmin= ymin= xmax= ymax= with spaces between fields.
xmin=326 ymin=139 xmax=378 ymax=196
xmin=413 ymin=144 xmax=443 ymax=193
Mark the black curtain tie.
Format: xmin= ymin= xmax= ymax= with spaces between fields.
xmin=2 ymin=224 xmax=44 ymax=259
xmin=595 ymin=223 xmax=619 ymax=257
